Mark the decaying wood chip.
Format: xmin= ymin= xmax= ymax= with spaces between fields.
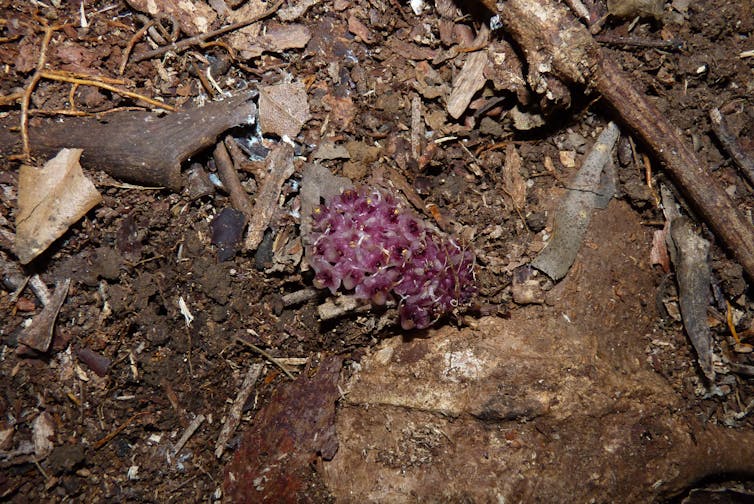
xmin=233 ymin=23 xmax=312 ymax=60
xmin=223 ymin=355 xmax=342 ymax=502
xmin=32 ymin=411 xmax=55 ymax=460
xmin=18 ymin=278 xmax=70 ymax=353
xmin=244 ymin=144 xmax=295 ymax=251
xmin=3 ymin=93 xmax=257 ymax=190
xmin=532 ymin=122 xmax=620 ymax=280
xmin=669 ymin=217 xmax=714 ymax=381
xmin=318 ymin=295 xmax=361 ymax=321
xmin=447 ymin=50 xmax=488 ymax=119
xmin=215 ymin=363 xmax=264 ymax=458
xmin=502 ymin=144 xmax=526 ymax=210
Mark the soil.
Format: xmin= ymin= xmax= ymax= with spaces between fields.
xmin=1 ymin=0 xmax=753 ymax=502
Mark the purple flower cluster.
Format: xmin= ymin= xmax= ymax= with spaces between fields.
xmin=305 ymin=187 xmax=475 ymax=330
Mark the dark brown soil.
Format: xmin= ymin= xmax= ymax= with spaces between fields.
xmin=1 ymin=0 xmax=753 ymax=502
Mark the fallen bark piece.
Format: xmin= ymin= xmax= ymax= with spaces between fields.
xmin=244 ymin=144 xmax=295 ymax=251
xmin=669 ymin=217 xmax=714 ymax=381
xmin=18 ymin=278 xmax=70 ymax=353
xmin=532 ymin=122 xmax=620 ymax=280
xmin=7 ymin=94 xmax=256 ymax=190
xmin=496 ymin=0 xmax=754 ymax=280
xmin=223 ymin=355 xmax=342 ymax=502
xmin=15 ymin=149 xmax=102 ymax=264
xmin=447 ymin=50 xmax=488 ymax=119
xmin=32 ymin=412 xmax=55 ymax=460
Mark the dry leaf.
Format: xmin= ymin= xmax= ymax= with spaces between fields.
xmin=258 ymin=81 xmax=311 ymax=138
xmin=531 ymin=123 xmax=620 ymax=280
xmin=15 ymin=148 xmax=102 ymax=264
xmin=235 ymin=23 xmax=312 ymax=59
xmin=669 ymin=217 xmax=714 ymax=381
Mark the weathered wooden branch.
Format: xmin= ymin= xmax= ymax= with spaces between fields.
xmin=496 ymin=0 xmax=754 ymax=279
xmin=0 ymin=94 xmax=256 ymax=190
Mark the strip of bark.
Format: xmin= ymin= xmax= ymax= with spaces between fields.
xmin=532 ymin=122 xmax=619 ymax=280
xmin=497 ymin=0 xmax=754 ymax=280
xmin=244 ymin=143 xmax=295 ymax=251
xmin=669 ymin=217 xmax=714 ymax=381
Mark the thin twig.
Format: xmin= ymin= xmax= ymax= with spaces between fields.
xmin=215 ymin=363 xmax=263 ymax=458
xmin=234 ymin=336 xmax=295 ymax=379
xmin=594 ymin=34 xmax=684 ymax=51
xmin=119 ymin=19 xmax=154 ymax=75
xmin=710 ymin=107 xmax=754 ymax=187
xmin=38 ymin=70 xmax=176 ymax=111
xmin=21 ymin=22 xmax=62 ymax=161
xmin=172 ymin=414 xmax=206 ymax=456
xmin=92 ymin=411 xmax=150 ymax=449
xmin=214 ymin=138 xmax=255 ymax=218
xmin=132 ymin=0 xmax=285 ymax=63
